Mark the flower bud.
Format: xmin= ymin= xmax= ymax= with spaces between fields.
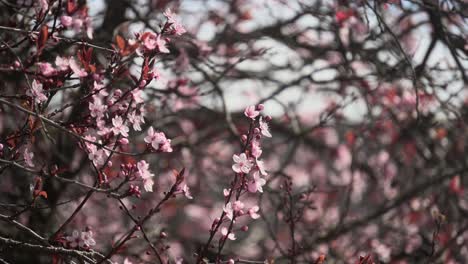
xmin=256 ymin=104 xmax=264 ymax=111
xmin=241 ymin=135 xmax=247 ymax=142
xmin=241 ymin=225 xmax=248 ymax=232
xmin=119 ymin=138 xmax=129 ymax=145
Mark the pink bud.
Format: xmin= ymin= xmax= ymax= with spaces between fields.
xmin=0 ymin=144 xmax=3 ymax=151
xmin=14 ymin=61 xmax=21 ymax=68
xmin=160 ymin=231 xmax=167 ymax=238
xmin=256 ymin=104 xmax=264 ymax=111
xmin=139 ymin=80 xmax=147 ymax=88
xmin=60 ymin=16 xmax=73 ymax=27
xmin=241 ymin=225 xmax=248 ymax=232
xmin=254 ymin=128 xmax=260 ymax=134
xmin=119 ymin=138 xmax=129 ymax=145
xmin=228 ymin=259 xmax=235 ymax=264
xmin=265 ymin=115 xmax=272 ymax=122
xmin=241 ymin=135 xmax=247 ymax=142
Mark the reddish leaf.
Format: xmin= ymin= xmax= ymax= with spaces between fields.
xmin=66 ymin=0 xmax=78 ymax=14
xmin=116 ymin=35 xmax=126 ymax=51
xmin=37 ymin=25 xmax=49 ymax=54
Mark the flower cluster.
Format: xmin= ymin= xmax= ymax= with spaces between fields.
xmin=65 ymin=230 xmax=96 ymax=249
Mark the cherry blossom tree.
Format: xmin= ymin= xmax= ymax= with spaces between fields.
xmin=0 ymin=0 xmax=467 ymax=263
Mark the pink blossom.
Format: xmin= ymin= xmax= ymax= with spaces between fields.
xmin=87 ymin=144 xmax=107 ymax=166
xmin=221 ymin=227 xmax=236 ymax=240
xmin=96 ymin=119 xmax=112 ymax=136
xmin=37 ymin=62 xmax=56 ymax=76
xmin=256 ymin=159 xmax=268 ymax=176
xmin=66 ymin=230 xmax=81 ymax=248
xmin=142 ymin=32 xmax=169 ymax=53
xmin=55 ymin=56 xmax=70 ymax=71
xmin=154 ymin=35 xmax=170 ymax=53
xmin=27 ymin=80 xmax=47 ymax=104
xmin=251 ymin=140 xmax=262 ymax=158
xmin=248 ymin=205 xmax=260 ymax=219
xmin=66 ymin=230 xmax=96 ymax=249
xmin=248 ymin=171 xmax=266 ymax=193
xmin=85 ymin=17 xmax=93 ymax=39
xmin=72 ymin=18 xmax=83 ymax=32
xmin=244 ymin=105 xmax=260 ymax=119
xmin=112 ymin=116 xmax=129 ymax=137
xmin=60 ymin=16 xmax=73 ymax=27
xmin=69 ymin=58 xmax=88 ymax=77
xmin=164 ymin=8 xmax=187 ymax=36
xmin=232 ymin=153 xmax=253 ymax=174
xmin=23 ymin=147 xmax=34 ymax=167
xmin=136 ymin=160 xmax=155 ymax=192
xmin=144 ymin=127 xmax=173 ymax=152
xmin=259 ymin=116 xmax=272 ymax=137
xmin=131 ymin=89 xmax=144 ymax=104
xmin=182 ymin=184 xmax=193 ymax=199
xmin=80 ymin=230 xmax=96 ymax=247
xmin=233 ymin=200 xmax=245 ymax=212
xmin=89 ymin=98 xmax=107 ymax=119
xmin=223 ymin=202 xmax=234 ymax=220
xmin=128 ymin=111 xmax=145 ymax=131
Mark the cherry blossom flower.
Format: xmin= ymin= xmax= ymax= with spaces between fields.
xmin=221 ymin=227 xmax=236 ymax=240
xmin=136 ymin=160 xmax=155 ymax=192
xmin=244 ymin=105 xmax=260 ymax=119
xmin=89 ymin=98 xmax=107 ymax=119
xmin=128 ymin=111 xmax=144 ymax=131
xmin=27 ymin=80 xmax=47 ymax=104
xmin=81 ymin=230 xmax=96 ymax=247
xmin=233 ymin=200 xmax=245 ymax=212
xmin=164 ymin=8 xmax=187 ymax=36
xmin=141 ymin=32 xmax=170 ymax=53
xmin=93 ymin=81 xmax=109 ymax=96
xmin=248 ymin=206 xmax=260 ymax=219
xmin=66 ymin=230 xmax=81 ymax=248
xmin=248 ymin=171 xmax=266 ymax=193
xmin=256 ymin=159 xmax=268 ymax=176
xmin=154 ymin=35 xmax=170 ymax=53
xmin=131 ymin=89 xmax=144 ymax=104
xmin=182 ymin=184 xmax=193 ymax=199
xmin=232 ymin=153 xmax=253 ymax=174
xmin=251 ymin=140 xmax=262 ymax=158
xmin=69 ymin=57 xmax=88 ymax=77
xmin=37 ymin=62 xmax=56 ymax=76
xmin=259 ymin=116 xmax=272 ymax=137
xmin=144 ymin=127 xmax=172 ymax=152
xmin=55 ymin=56 xmax=70 ymax=71
xmin=223 ymin=202 xmax=234 ymax=220
xmin=112 ymin=116 xmax=129 ymax=137
xmin=60 ymin=15 xmax=73 ymax=27
xmin=23 ymin=147 xmax=34 ymax=167
xmin=87 ymin=144 xmax=107 ymax=166
xmin=66 ymin=230 xmax=96 ymax=249
xmin=96 ymin=119 xmax=112 ymax=136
